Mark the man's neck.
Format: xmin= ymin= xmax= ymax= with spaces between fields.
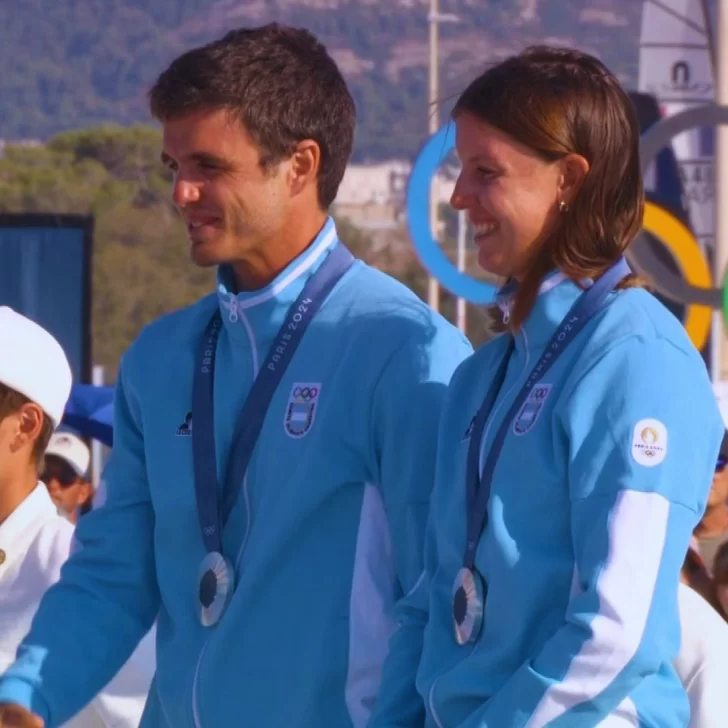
xmin=230 ymin=212 xmax=328 ymax=292
xmin=695 ymin=505 xmax=728 ymax=539
xmin=0 ymin=467 xmax=38 ymax=526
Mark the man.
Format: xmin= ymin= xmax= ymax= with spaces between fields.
xmin=0 ymin=24 xmax=472 ymax=728
xmin=41 ymin=431 xmax=94 ymax=524
xmin=0 ymin=307 xmax=152 ymax=728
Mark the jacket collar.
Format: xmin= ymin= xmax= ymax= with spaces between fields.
xmin=495 ymin=271 xmax=593 ymax=351
xmin=215 ymin=217 xmax=339 ymax=343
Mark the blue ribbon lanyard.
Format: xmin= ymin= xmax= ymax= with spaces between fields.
xmin=463 ymin=258 xmax=631 ymax=571
xmin=192 ymin=243 xmax=354 ymax=557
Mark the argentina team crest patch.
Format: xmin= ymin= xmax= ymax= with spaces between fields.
xmin=284 ymin=383 xmax=321 ymax=438
xmin=512 ymin=383 xmax=552 ymax=436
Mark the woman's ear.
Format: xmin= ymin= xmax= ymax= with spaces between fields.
xmin=557 ymin=153 xmax=590 ymax=206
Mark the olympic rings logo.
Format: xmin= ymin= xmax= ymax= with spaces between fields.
xmin=406 ymin=105 xmax=728 ymax=351
xmin=532 ymin=386 xmax=549 ymax=402
xmin=293 ymin=386 xmax=318 ymax=401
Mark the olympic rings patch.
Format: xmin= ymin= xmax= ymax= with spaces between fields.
xmin=285 ymin=382 xmax=322 ymax=439
xmin=292 ymin=386 xmax=319 ymax=401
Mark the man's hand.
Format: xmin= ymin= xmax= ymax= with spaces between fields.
xmin=0 ymin=704 xmax=44 ymax=727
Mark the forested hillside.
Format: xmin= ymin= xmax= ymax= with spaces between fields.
xmin=0 ymin=0 xmax=644 ymax=161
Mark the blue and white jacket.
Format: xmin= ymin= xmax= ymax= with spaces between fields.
xmin=370 ymin=274 xmax=724 ymax=728
xmin=0 ymin=218 xmax=472 ymax=728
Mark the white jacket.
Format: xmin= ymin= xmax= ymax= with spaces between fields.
xmin=675 ymin=583 xmax=728 ymax=728
xmin=0 ymin=485 xmax=154 ymax=727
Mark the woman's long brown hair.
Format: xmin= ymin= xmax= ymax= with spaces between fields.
xmin=453 ymin=46 xmax=645 ymax=330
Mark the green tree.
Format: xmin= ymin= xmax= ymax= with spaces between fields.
xmin=0 ymin=0 xmax=641 ymax=162
xmin=0 ymin=126 xmax=212 ymax=377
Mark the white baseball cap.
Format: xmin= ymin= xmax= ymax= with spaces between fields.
xmin=45 ymin=431 xmax=91 ymax=479
xmin=0 ymin=306 xmax=73 ymax=426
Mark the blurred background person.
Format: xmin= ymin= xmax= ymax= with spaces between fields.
xmin=41 ymin=431 xmax=94 ymax=524
xmin=711 ymin=541 xmax=728 ymax=618
xmin=681 ymin=435 xmax=728 ymax=620
xmin=681 ymin=536 xmax=723 ymax=618
xmin=674 ymin=582 xmax=728 ymax=728
xmin=693 ymin=433 xmax=728 ymax=574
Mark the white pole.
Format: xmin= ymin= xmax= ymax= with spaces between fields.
xmin=91 ymin=364 xmax=105 ymax=490
xmin=715 ymin=0 xmax=728 ymax=385
xmin=457 ymin=209 xmax=467 ymax=332
xmin=427 ymin=0 xmax=440 ymax=312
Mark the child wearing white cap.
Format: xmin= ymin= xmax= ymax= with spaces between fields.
xmin=0 ymin=306 xmax=71 ymax=515
xmin=0 ymin=307 xmax=152 ymax=728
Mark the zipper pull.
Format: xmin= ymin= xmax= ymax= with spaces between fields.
xmin=496 ymin=296 xmax=511 ymax=325
xmin=224 ymin=295 xmax=239 ymax=323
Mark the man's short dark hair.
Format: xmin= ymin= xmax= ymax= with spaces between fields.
xmin=149 ymin=23 xmax=356 ymax=209
xmin=0 ymin=382 xmax=54 ymax=471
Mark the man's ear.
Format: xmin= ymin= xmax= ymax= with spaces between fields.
xmin=288 ymin=139 xmax=321 ymax=197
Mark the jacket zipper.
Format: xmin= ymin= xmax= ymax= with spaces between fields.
xmin=233 ymin=307 xmax=258 ymax=573
xmin=190 ymin=298 xmax=257 ymax=728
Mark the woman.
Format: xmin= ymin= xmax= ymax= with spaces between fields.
xmin=370 ymin=46 xmax=724 ymax=728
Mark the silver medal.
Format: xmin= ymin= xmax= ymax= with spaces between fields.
xmin=198 ymin=551 xmax=235 ymax=627
xmin=452 ymin=567 xmax=485 ymax=645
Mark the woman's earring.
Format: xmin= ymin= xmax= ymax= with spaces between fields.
xmin=559 ymin=200 xmax=570 ymax=213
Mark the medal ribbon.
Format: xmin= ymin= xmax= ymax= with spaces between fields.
xmin=192 ymin=242 xmax=354 ymax=557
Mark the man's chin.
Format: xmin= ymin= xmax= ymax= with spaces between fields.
xmin=189 ymin=241 xmax=227 ymax=268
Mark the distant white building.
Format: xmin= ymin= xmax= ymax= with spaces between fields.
xmin=0 ymin=138 xmax=43 ymax=159
xmin=334 ymin=160 xmax=455 ymax=231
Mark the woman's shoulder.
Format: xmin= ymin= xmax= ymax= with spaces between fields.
xmin=595 ymin=287 xmax=698 ymax=354
xmin=557 ymin=285 xmax=717 ymax=424
xmin=573 ymin=286 xmax=705 ymax=379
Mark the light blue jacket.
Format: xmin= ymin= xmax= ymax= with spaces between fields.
xmin=370 ymin=275 xmax=724 ymax=728
xmin=0 ymin=218 xmax=472 ymax=728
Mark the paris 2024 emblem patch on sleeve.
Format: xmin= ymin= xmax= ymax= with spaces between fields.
xmin=631 ymin=418 xmax=667 ymax=467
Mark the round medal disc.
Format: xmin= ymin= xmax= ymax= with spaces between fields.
xmin=452 ymin=567 xmax=485 ymax=645
xmin=198 ymin=551 xmax=235 ymax=627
